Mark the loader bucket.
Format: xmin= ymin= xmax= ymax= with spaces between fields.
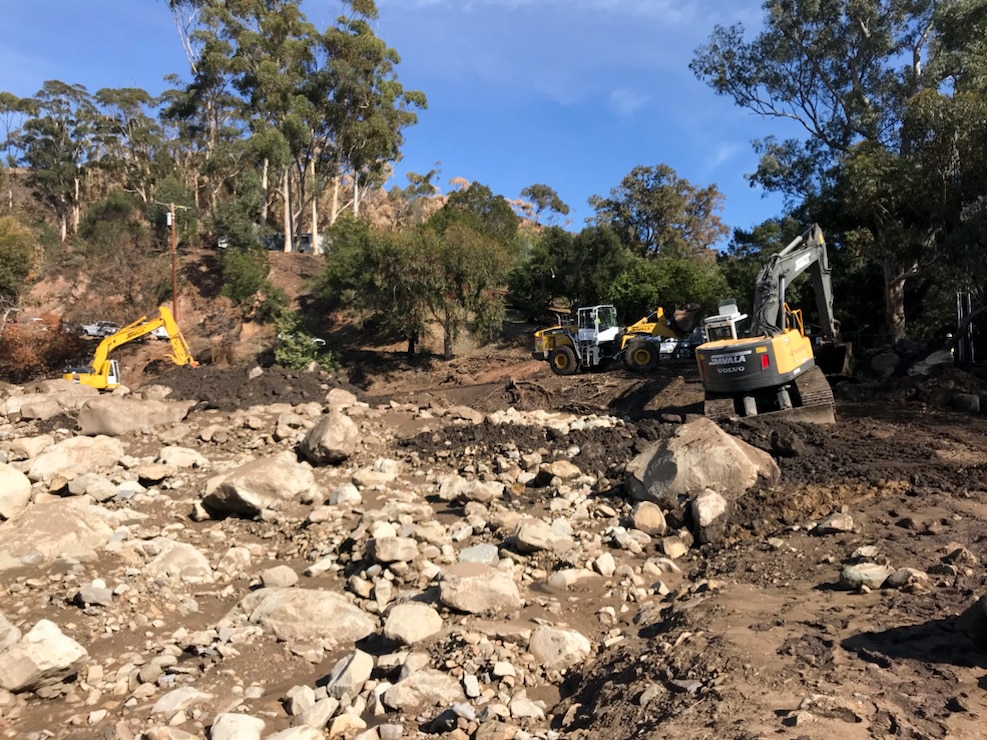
xmin=670 ymin=304 xmax=703 ymax=337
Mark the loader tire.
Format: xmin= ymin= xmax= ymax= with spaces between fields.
xmin=623 ymin=340 xmax=658 ymax=371
xmin=549 ymin=346 xmax=579 ymax=376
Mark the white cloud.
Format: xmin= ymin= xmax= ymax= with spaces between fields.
xmin=607 ymin=88 xmax=649 ymax=116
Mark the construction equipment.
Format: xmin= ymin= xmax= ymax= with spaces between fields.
xmin=695 ymin=224 xmax=849 ymax=424
xmin=63 ymin=306 xmax=198 ymax=390
xmin=533 ymin=304 xmax=701 ymax=375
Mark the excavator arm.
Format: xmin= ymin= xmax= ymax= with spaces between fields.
xmin=64 ymin=306 xmax=197 ymax=389
xmin=750 ymin=224 xmax=838 ymax=342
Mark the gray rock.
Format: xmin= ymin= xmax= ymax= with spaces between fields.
xmin=27 ymin=435 xmax=126 ymax=484
xmin=227 ymin=588 xmax=376 ymax=649
xmin=957 ymin=594 xmax=987 ymax=649
xmin=299 ymin=410 xmax=358 ymax=465
xmin=0 ymin=619 xmax=89 ymax=692
xmin=839 ymin=563 xmax=893 ymax=590
xmin=0 ymin=463 xmax=32 ymax=519
xmin=384 ymin=603 xmax=444 ymax=645
xmin=210 ymin=713 xmax=265 ymax=740
xmin=690 ymin=488 xmax=729 ymax=544
xmin=261 ymin=565 xmax=299 ymax=588
xmin=203 ymin=450 xmax=316 ymax=517
xmin=324 ymin=649 xmax=374 ymax=699
xmin=0 ymin=499 xmax=118 ymax=571
xmin=625 ymin=418 xmax=779 ymax=518
xmin=77 ymin=397 xmax=195 ymax=436
xmin=529 ymin=625 xmax=592 ymax=671
xmin=513 ymin=518 xmax=574 ymax=553
xmin=383 ymin=668 xmax=465 ymax=711
xmin=814 ymin=512 xmax=854 ymax=535
xmin=439 ymin=562 xmax=522 ymax=614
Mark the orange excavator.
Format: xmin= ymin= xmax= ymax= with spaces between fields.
xmin=63 ymin=306 xmax=197 ymax=390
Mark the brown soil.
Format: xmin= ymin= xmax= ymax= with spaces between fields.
xmin=138 ymin=340 xmax=987 ymax=739
xmin=13 ymin=251 xmax=987 ymax=739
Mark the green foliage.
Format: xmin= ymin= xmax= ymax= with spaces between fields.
xmin=589 ymin=164 xmax=728 ymax=257
xmin=218 ymin=247 xmax=287 ymax=321
xmin=428 ymin=182 xmax=518 ymax=244
xmin=507 ymin=225 xmax=632 ymax=317
xmin=520 ymin=184 xmax=570 ymax=224
xmin=607 ymin=254 xmax=728 ymax=322
xmin=273 ymin=314 xmax=337 ymax=372
xmin=0 ymin=216 xmax=37 ymax=301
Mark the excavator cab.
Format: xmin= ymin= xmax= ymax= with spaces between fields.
xmin=702 ymin=299 xmax=748 ymax=342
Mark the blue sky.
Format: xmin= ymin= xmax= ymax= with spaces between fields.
xmin=2 ymin=0 xmax=789 ymax=246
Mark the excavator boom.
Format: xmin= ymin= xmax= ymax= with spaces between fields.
xmin=63 ymin=306 xmax=197 ymax=390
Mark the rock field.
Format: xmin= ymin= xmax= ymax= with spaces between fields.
xmin=0 ymin=356 xmax=986 ymax=740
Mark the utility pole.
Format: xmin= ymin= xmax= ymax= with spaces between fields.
xmin=169 ymin=203 xmax=178 ymax=321
xmin=160 ymin=202 xmax=190 ymax=320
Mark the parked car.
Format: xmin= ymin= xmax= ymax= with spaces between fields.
xmin=80 ymin=320 xmax=120 ymax=338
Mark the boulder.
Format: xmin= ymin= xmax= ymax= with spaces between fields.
xmin=384 ymin=603 xmax=444 ymax=645
xmin=625 ymin=417 xmax=779 ymax=520
xmin=439 ymin=563 xmax=522 ymax=615
xmin=0 ymin=463 xmax=32 ymax=519
xmin=529 ymin=625 xmax=592 ymax=671
xmin=77 ymin=397 xmax=195 ymax=436
xmin=226 ymin=588 xmax=376 ymax=650
xmin=203 ymin=451 xmax=315 ymax=517
xmin=298 ymin=410 xmax=358 ymax=465
xmin=0 ymin=499 xmax=118 ymax=571
xmin=0 ymin=619 xmax=89 ymax=692
xmin=27 ymin=435 xmax=126 ymax=484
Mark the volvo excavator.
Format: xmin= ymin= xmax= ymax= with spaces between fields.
xmin=695 ymin=224 xmax=850 ymax=424
xmin=63 ymin=306 xmax=198 ymax=390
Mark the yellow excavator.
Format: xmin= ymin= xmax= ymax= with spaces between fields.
xmin=695 ymin=224 xmax=849 ymax=424
xmin=63 ymin=306 xmax=198 ymax=390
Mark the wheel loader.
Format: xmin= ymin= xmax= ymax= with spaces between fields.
xmin=532 ymin=303 xmax=701 ymax=376
xmin=695 ymin=224 xmax=851 ymax=424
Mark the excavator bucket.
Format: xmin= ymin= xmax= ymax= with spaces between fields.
xmin=815 ymin=341 xmax=854 ymax=378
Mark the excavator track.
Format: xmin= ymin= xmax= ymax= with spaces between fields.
xmin=703 ymin=365 xmax=836 ymax=424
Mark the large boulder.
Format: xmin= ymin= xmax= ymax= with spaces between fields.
xmin=0 ymin=463 xmax=32 ymax=520
xmin=625 ymin=417 xmax=779 ymax=521
xmin=27 ymin=435 xmax=126 ymax=484
xmin=0 ymin=499 xmax=118 ymax=571
xmin=77 ymin=397 xmax=195 ymax=436
xmin=202 ymin=451 xmax=316 ymax=517
xmin=225 ymin=588 xmax=376 ymax=650
xmin=438 ymin=563 xmax=522 ymax=615
xmin=298 ymin=410 xmax=358 ymax=465
xmin=0 ymin=619 xmax=89 ymax=692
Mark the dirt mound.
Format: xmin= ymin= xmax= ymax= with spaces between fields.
xmin=149 ymin=363 xmax=353 ymax=411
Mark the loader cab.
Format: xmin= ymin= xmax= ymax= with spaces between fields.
xmin=576 ymin=305 xmax=620 ymax=344
xmin=702 ymin=299 xmax=748 ymax=342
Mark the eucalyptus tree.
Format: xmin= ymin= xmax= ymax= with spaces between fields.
xmin=19 ymin=81 xmax=98 ymax=241
xmin=311 ymin=0 xmax=426 ymax=225
xmin=589 ymin=164 xmax=728 ymax=258
xmin=519 ymin=183 xmax=570 ymax=225
xmin=93 ymin=87 xmax=167 ymax=204
xmin=691 ymin=0 xmax=987 ymax=342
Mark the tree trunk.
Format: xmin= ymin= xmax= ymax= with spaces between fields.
xmin=330 ymin=176 xmax=340 ymax=225
xmin=260 ymin=158 xmax=269 ymax=224
xmin=72 ymin=177 xmax=80 ymax=235
xmin=281 ymin=169 xmax=292 ymax=253
xmin=353 ymin=177 xmax=360 ymax=217
xmin=882 ymin=260 xmax=907 ymax=346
